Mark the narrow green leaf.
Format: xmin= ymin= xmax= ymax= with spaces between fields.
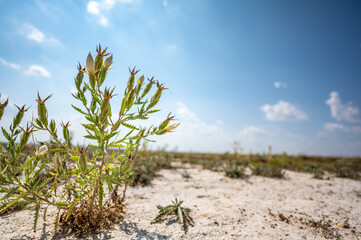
xmin=103 ymin=131 xmax=118 ymax=141
xmin=15 ymin=156 xmax=35 ymax=175
xmin=121 ymin=122 xmax=139 ymax=130
xmin=0 ymin=193 xmax=25 ymax=213
xmin=33 ymin=203 xmax=40 ymax=232
xmin=71 ymin=105 xmax=87 ymax=115
xmin=49 ymin=149 xmax=68 ymax=153
xmin=177 ymin=206 xmax=183 ymax=224
xmin=1 ymin=127 xmax=11 ymax=141
xmin=0 ymin=186 xmax=20 ymax=201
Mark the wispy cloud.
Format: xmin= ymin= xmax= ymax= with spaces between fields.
xmin=239 ymin=126 xmax=266 ymax=136
xmin=20 ymin=24 xmax=60 ymax=44
xmin=153 ymin=102 xmax=228 ymax=152
xmin=0 ymin=58 xmax=20 ymax=70
xmin=323 ymin=123 xmax=361 ymax=134
xmin=86 ymin=0 xmax=133 ymax=27
xmin=163 ymin=0 xmax=168 ymax=7
xmin=176 ymin=102 xmax=219 ymax=134
xmin=261 ymin=101 xmax=308 ymax=121
xmin=99 ymin=16 xmax=109 ymax=26
xmin=165 ymin=44 xmax=177 ymax=54
xmin=25 ymin=65 xmax=51 ymax=77
xmin=326 ymin=91 xmax=361 ymax=123
xmin=274 ymin=81 xmax=286 ymax=88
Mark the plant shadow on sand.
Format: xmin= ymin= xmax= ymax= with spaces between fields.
xmin=14 ymin=224 xmax=114 ymax=240
xmin=119 ymin=221 xmax=172 ymax=240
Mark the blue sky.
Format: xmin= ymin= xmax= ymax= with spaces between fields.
xmin=1 ymin=0 xmax=361 ymax=156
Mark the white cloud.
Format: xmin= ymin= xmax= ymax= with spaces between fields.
xmin=176 ymin=102 xmax=219 ymax=134
xmin=261 ymin=101 xmax=308 ymax=121
xmin=0 ymin=58 xmax=20 ymax=70
xmin=104 ymin=0 xmax=116 ymax=9
xmin=86 ymin=0 xmax=133 ymax=26
xmin=322 ymin=122 xmax=361 ymax=134
xmin=326 ymin=91 xmax=361 ymax=123
xmin=274 ymin=81 xmax=286 ymax=88
xmin=324 ymin=122 xmax=348 ymax=132
xmin=239 ymin=126 xmax=266 ymax=135
xmin=100 ymin=16 xmax=109 ymax=26
xmin=25 ymin=65 xmax=51 ymax=77
xmin=87 ymin=1 xmax=100 ymax=15
xmin=21 ymin=24 xmax=60 ymax=45
xmin=216 ymin=120 xmax=224 ymax=125
xmin=151 ymin=102 xmax=228 ymax=152
xmin=163 ymin=0 xmax=168 ymax=7
xmin=24 ymin=24 xmax=45 ymax=43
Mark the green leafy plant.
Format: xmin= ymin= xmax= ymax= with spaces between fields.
xmin=152 ymin=198 xmax=194 ymax=227
xmin=223 ymin=160 xmax=247 ymax=179
xmin=131 ymin=154 xmax=172 ymax=186
xmin=335 ymin=167 xmax=360 ymax=180
xmin=0 ymin=45 xmax=179 ymax=234
xmin=251 ymin=164 xmax=285 ymax=178
xmin=309 ymin=166 xmax=324 ymax=179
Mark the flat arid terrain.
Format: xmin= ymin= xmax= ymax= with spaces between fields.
xmin=0 ymin=164 xmax=360 ymax=240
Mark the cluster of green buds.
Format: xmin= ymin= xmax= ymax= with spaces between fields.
xmin=85 ymin=44 xmax=113 ymax=88
xmin=0 ymin=94 xmax=9 ymax=121
xmin=36 ymin=92 xmax=52 ymax=126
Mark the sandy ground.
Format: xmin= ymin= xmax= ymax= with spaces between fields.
xmin=0 ymin=164 xmax=360 ymax=240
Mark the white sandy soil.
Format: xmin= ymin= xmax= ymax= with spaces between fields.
xmin=0 ymin=165 xmax=360 ymax=240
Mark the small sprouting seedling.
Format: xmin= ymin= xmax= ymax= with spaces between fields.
xmin=152 ymin=198 xmax=194 ymax=227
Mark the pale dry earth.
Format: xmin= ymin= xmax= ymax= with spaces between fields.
xmin=0 ymin=164 xmax=360 ymax=240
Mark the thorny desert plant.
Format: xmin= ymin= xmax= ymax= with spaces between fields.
xmin=0 ymin=45 xmax=179 ymax=234
xmin=152 ymin=198 xmax=194 ymax=228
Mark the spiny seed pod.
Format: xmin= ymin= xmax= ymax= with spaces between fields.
xmin=13 ymin=105 xmax=30 ymax=128
xmin=94 ymin=55 xmax=103 ymax=73
xmin=75 ymin=63 xmax=84 ymax=90
xmin=127 ymin=67 xmax=140 ymax=91
xmin=19 ymin=123 xmax=35 ymax=150
xmin=159 ymin=113 xmax=175 ymax=130
xmin=140 ymin=77 xmax=155 ymax=100
xmin=126 ymin=88 xmax=136 ymax=110
xmin=100 ymin=88 xmax=114 ymax=123
xmin=147 ymin=81 xmax=168 ymax=111
xmin=0 ymin=95 xmax=9 ymax=121
xmin=61 ymin=121 xmax=71 ymax=146
xmin=95 ymin=44 xmax=110 ymax=72
xmin=78 ymin=146 xmax=89 ymax=173
xmin=36 ymin=92 xmax=52 ymax=126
